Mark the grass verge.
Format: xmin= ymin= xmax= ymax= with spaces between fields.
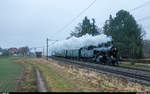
xmin=119 ymin=62 xmax=150 ymax=69
xmin=16 ymin=59 xmax=37 ymax=92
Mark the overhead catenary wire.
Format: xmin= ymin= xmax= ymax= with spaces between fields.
xmin=55 ymin=0 xmax=97 ymax=33
xmin=53 ymin=0 xmax=149 ymax=34
xmin=30 ymin=46 xmax=45 ymax=52
xmin=48 ymin=41 xmax=58 ymax=47
xmin=99 ymin=1 xmax=150 ymax=26
xmin=138 ymin=16 xmax=150 ymax=22
xmin=130 ymin=0 xmax=150 ymax=12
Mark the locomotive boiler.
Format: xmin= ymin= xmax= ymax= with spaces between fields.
xmin=53 ymin=42 xmax=119 ymax=65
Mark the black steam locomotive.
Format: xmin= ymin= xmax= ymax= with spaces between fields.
xmin=53 ymin=41 xmax=119 ymax=65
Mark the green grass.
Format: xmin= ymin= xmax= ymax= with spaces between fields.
xmin=119 ymin=62 xmax=150 ymax=69
xmin=0 ymin=57 xmax=23 ymax=92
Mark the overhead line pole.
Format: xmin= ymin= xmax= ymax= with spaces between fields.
xmin=46 ymin=38 xmax=59 ymax=60
xmin=46 ymin=38 xmax=49 ymax=60
xmin=43 ymin=46 xmax=45 ymax=56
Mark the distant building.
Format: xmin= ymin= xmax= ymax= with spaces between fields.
xmin=0 ymin=47 xmax=2 ymax=56
xmin=143 ymin=40 xmax=150 ymax=58
xmin=17 ymin=47 xmax=30 ymax=56
xmin=0 ymin=51 xmax=2 ymax=56
xmin=8 ymin=48 xmax=18 ymax=56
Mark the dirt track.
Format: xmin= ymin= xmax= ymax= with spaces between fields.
xmin=36 ymin=68 xmax=48 ymax=92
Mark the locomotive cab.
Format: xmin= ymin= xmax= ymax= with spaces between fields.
xmin=109 ymin=46 xmax=119 ymax=65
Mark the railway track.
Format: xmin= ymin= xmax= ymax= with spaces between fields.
xmin=50 ymin=57 xmax=150 ymax=86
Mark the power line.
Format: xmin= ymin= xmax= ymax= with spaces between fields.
xmin=30 ymin=46 xmax=44 ymax=49
xmin=138 ymin=16 xmax=150 ymax=22
xmin=56 ymin=0 xmax=97 ymax=33
xmin=98 ymin=1 xmax=150 ymax=26
xmin=48 ymin=41 xmax=58 ymax=47
xmin=130 ymin=0 xmax=150 ymax=12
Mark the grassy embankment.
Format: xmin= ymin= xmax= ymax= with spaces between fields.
xmin=122 ymin=59 xmax=150 ymax=64
xmin=18 ymin=58 xmax=150 ymax=92
xmin=119 ymin=63 xmax=150 ymax=69
xmin=0 ymin=57 xmax=23 ymax=92
xmin=119 ymin=61 xmax=150 ymax=69
xmin=120 ymin=58 xmax=150 ymax=69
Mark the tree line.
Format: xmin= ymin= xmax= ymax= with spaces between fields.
xmin=68 ymin=10 xmax=145 ymax=59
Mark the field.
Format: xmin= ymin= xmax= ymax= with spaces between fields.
xmin=0 ymin=57 xmax=23 ymax=92
xmin=17 ymin=58 xmax=150 ymax=92
xmin=0 ymin=57 xmax=150 ymax=92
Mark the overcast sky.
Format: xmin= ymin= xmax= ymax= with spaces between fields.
xmin=0 ymin=0 xmax=150 ymax=49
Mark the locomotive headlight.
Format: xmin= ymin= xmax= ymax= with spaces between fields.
xmin=111 ymin=56 xmax=114 ymax=59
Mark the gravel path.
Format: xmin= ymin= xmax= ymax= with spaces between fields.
xmin=36 ymin=68 xmax=48 ymax=92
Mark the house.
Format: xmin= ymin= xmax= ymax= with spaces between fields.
xmin=8 ymin=48 xmax=18 ymax=56
xmin=0 ymin=48 xmax=3 ymax=56
xmin=0 ymin=51 xmax=2 ymax=56
xmin=17 ymin=47 xmax=30 ymax=56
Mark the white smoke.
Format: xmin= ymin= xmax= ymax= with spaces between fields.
xmin=49 ymin=34 xmax=112 ymax=55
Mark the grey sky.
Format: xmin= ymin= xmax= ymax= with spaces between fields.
xmin=0 ymin=0 xmax=150 ymax=49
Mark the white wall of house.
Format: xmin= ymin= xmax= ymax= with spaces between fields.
xmin=0 ymin=52 xmax=2 ymax=56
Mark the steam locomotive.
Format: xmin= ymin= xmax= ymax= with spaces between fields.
xmin=53 ymin=41 xmax=119 ymax=66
